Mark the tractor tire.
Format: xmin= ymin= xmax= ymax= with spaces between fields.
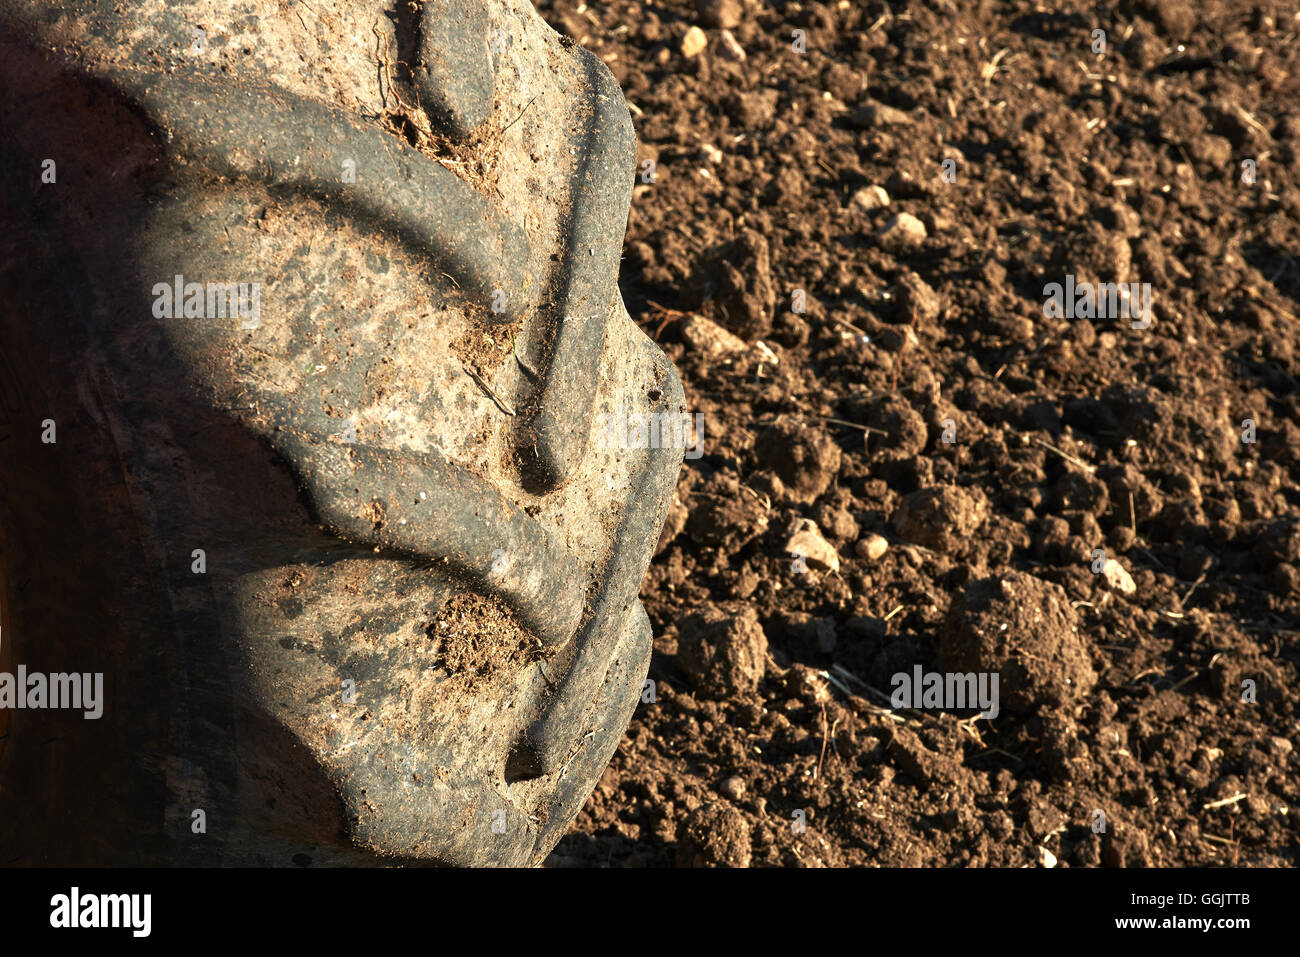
xmin=0 ymin=0 xmax=683 ymax=865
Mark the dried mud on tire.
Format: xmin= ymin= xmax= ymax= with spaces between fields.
xmin=542 ymin=0 xmax=1300 ymax=867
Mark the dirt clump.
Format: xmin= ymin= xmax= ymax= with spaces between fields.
xmin=541 ymin=0 xmax=1300 ymax=868
xmin=676 ymin=605 xmax=767 ymax=698
xmin=941 ymin=572 xmax=1097 ymax=715
xmin=895 ymin=485 xmax=990 ymax=555
xmin=675 ymin=803 xmax=752 ymax=867
xmin=430 ymin=593 xmax=541 ymax=691
xmin=756 ymin=418 xmax=842 ymax=504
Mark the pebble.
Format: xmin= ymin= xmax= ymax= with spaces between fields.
xmin=786 ymin=519 xmax=840 ymax=573
xmin=877 ymin=212 xmax=928 ymax=253
xmin=851 ymin=185 xmax=891 ymax=211
xmin=720 ymin=776 xmax=746 ymax=800
xmin=681 ymin=314 xmax=746 ymax=357
xmin=875 ymin=324 xmax=920 ymax=353
xmin=698 ymin=143 xmax=724 ymax=164
xmin=1038 ymin=846 xmax=1058 ymax=868
xmin=856 ymin=533 xmax=890 ymax=561
xmin=717 ymin=29 xmax=746 ymax=62
xmin=850 ymin=101 xmax=910 ymax=128
xmin=1102 ymin=557 xmax=1137 ymax=595
xmin=681 ymin=26 xmax=708 ymax=58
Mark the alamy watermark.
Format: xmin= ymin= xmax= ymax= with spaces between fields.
xmin=595 ymin=406 xmax=704 ymax=460
xmin=891 ymin=666 xmax=999 ymax=718
xmin=0 ymin=665 xmax=103 ymax=719
xmin=50 ymin=887 xmax=150 ymax=937
xmin=1043 ymin=274 xmax=1152 ymax=329
xmin=152 ymin=273 xmax=262 ymax=329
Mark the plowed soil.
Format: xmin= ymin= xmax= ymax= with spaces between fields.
xmin=539 ymin=0 xmax=1300 ymax=867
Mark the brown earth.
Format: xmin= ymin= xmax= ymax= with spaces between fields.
xmin=540 ymin=0 xmax=1300 ymax=867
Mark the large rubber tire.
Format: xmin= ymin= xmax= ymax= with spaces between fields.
xmin=0 ymin=0 xmax=683 ymax=865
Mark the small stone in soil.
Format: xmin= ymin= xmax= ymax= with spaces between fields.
xmin=717 ymin=29 xmax=746 ymax=62
xmin=681 ymin=26 xmax=708 ymax=58
xmin=786 ymin=518 xmax=840 ymax=573
xmin=877 ymin=212 xmax=928 ymax=253
xmin=850 ymin=100 xmax=910 ymax=128
xmin=850 ymin=185 xmax=891 ymax=211
xmin=857 ymin=533 xmax=889 ymax=561
xmin=1102 ymin=557 xmax=1137 ymax=595
xmin=681 ymin=314 xmax=746 ymax=357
